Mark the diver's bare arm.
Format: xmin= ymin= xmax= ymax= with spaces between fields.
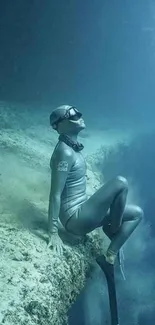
xmin=48 ymin=149 xmax=73 ymax=234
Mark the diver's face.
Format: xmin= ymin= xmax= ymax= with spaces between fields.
xmin=58 ymin=107 xmax=85 ymax=134
xmin=67 ymin=108 xmax=86 ymax=131
xmin=60 ymin=116 xmax=85 ymax=134
xmin=68 ymin=113 xmax=86 ymax=130
xmin=77 ymin=117 xmax=86 ymax=129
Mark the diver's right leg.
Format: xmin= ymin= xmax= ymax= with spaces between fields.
xmin=105 ymin=204 xmax=143 ymax=263
xmin=66 ymin=176 xmax=128 ymax=235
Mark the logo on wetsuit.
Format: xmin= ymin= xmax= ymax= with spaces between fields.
xmin=57 ymin=161 xmax=68 ymax=172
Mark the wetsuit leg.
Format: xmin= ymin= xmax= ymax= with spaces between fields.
xmin=66 ymin=177 xmax=143 ymax=255
xmin=106 ymin=204 xmax=143 ymax=255
xmin=66 ymin=176 xmax=128 ymax=235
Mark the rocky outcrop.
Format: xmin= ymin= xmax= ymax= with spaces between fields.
xmin=0 ymin=221 xmax=105 ymax=325
xmin=0 ymin=105 xmax=106 ymax=325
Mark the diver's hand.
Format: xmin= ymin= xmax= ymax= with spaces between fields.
xmin=47 ymin=233 xmax=63 ymax=255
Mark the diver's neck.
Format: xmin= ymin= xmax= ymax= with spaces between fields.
xmin=59 ymin=132 xmax=84 ymax=152
xmin=63 ymin=133 xmax=78 ymax=142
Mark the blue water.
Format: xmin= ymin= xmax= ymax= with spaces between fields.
xmin=67 ymin=130 xmax=155 ymax=325
xmin=0 ymin=1 xmax=155 ymax=324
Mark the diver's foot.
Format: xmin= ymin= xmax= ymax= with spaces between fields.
xmin=96 ymin=254 xmax=114 ymax=279
xmin=106 ymin=249 xmax=117 ymax=264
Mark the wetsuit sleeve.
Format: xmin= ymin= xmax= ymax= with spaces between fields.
xmin=48 ymin=148 xmax=73 ymax=234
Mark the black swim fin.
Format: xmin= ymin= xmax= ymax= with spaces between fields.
xmin=96 ymin=255 xmax=119 ymax=325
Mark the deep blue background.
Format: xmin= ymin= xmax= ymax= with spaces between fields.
xmin=0 ymin=0 xmax=155 ymax=124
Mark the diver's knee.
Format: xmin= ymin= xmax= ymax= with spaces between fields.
xmin=115 ymin=175 xmax=128 ymax=192
xmin=133 ymin=205 xmax=144 ymax=222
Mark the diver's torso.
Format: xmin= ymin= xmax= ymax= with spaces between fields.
xmin=51 ymin=141 xmax=87 ymax=226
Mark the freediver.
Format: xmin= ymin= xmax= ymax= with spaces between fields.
xmin=47 ymin=105 xmax=143 ymax=272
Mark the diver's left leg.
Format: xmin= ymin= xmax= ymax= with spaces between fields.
xmin=102 ymin=204 xmax=143 ymax=264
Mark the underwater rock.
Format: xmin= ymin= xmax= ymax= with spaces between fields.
xmin=0 ymin=222 xmax=105 ymax=325
xmin=0 ymin=103 xmax=107 ymax=324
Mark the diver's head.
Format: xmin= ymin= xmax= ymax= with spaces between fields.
xmin=50 ymin=105 xmax=85 ymax=135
